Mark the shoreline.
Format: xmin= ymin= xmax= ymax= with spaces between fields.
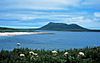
xmin=0 ymin=32 xmax=51 ymax=36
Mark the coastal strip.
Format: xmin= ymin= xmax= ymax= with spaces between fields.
xmin=0 ymin=32 xmax=52 ymax=36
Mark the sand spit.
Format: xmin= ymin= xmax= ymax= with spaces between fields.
xmin=0 ymin=32 xmax=51 ymax=36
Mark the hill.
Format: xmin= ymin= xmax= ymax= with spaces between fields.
xmin=39 ymin=22 xmax=89 ymax=31
xmin=0 ymin=22 xmax=100 ymax=32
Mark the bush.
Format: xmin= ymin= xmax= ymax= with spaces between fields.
xmin=0 ymin=46 xmax=100 ymax=63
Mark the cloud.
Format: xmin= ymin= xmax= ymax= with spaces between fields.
xmin=82 ymin=0 xmax=100 ymax=6
xmin=0 ymin=0 xmax=81 ymax=10
xmin=0 ymin=0 xmax=100 ymax=29
xmin=80 ymin=0 xmax=100 ymax=10
xmin=20 ymin=16 xmax=37 ymax=21
xmin=94 ymin=12 xmax=100 ymax=17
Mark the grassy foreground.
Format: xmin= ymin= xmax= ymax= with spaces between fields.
xmin=0 ymin=47 xmax=100 ymax=63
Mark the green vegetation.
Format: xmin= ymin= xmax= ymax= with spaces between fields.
xmin=0 ymin=46 xmax=100 ymax=63
xmin=0 ymin=27 xmax=36 ymax=32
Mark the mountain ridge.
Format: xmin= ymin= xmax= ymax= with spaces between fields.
xmin=0 ymin=22 xmax=100 ymax=32
xmin=39 ymin=22 xmax=90 ymax=31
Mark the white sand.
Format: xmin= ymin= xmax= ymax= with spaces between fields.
xmin=0 ymin=32 xmax=49 ymax=36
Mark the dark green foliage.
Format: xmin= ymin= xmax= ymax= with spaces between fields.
xmin=0 ymin=47 xmax=100 ymax=63
xmin=0 ymin=27 xmax=36 ymax=32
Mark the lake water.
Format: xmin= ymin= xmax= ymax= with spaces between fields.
xmin=0 ymin=31 xmax=100 ymax=50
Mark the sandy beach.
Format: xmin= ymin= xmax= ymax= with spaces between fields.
xmin=0 ymin=32 xmax=50 ymax=36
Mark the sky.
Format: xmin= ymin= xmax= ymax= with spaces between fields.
xmin=0 ymin=0 xmax=100 ymax=29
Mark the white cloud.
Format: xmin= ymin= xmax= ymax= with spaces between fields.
xmin=20 ymin=16 xmax=34 ymax=21
xmin=94 ymin=12 xmax=100 ymax=17
xmin=1 ymin=0 xmax=100 ymax=29
xmin=1 ymin=0 xmax=81 ymax=10
xmin=80 ymin=0 xmax=100 ymax=9
xmin=0 ymin=13 xmax=40 ymax=21
xmin=61 ymin=16 xmax=93 ymax=25
xmin=82 ymin=0 xmax=100 ymax=5
xmin=71 ymin=16 xmax=84 ymax=20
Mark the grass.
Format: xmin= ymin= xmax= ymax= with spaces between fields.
xmin=0 ymin=46 xmax=100 ymax=63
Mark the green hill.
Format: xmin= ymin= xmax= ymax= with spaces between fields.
xmin=39 ymin=22 xmax=89 ymax=31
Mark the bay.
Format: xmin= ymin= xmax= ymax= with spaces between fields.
xmin=0 ymin=31 xmax=100 ymax=50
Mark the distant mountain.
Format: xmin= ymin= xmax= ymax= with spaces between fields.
xmin=0 ymin=22 xmax=100 ymax=32
xmin=39 ymin=22 xmax=90 ymax=31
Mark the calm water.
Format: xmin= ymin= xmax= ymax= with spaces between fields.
xmin=0 ymin=31 xmax=100 ymax=50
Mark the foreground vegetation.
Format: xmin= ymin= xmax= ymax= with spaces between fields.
xmin=0 ymin=46 xmax=100 ymax=63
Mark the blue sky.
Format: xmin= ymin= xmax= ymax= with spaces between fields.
xmin=0 ymin=0 xmax=100 ymax=29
